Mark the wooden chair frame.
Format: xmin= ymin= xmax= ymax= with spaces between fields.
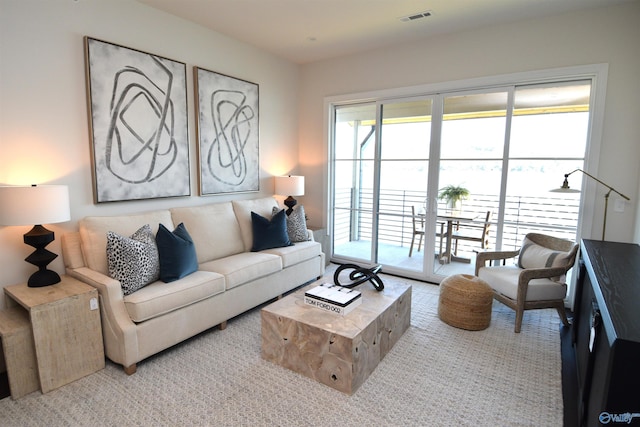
xmin=408 ymin=205 xmax=424 ymax=257
xmin=408 ymin=206 xmax=448 ymax=260
xmin=475 ymin=233 xmax=579 ymax=333
xmin=452 ymin=210 xmax=492 ymax=255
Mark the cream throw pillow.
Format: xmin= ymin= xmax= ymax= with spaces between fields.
xmin=517 ymin=236 xmax=572 ymax=281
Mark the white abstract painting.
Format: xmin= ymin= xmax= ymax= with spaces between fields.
xmin=195 ymin=67 xmax=259 ymax=195
xmin=85 ymin=37 xmax=190 ymax=203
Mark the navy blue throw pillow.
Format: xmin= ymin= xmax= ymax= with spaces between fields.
xmin=156 ymin=222 xmax=198 ymax=282
xmin=251 ymin=209 xmax=293 ymax=251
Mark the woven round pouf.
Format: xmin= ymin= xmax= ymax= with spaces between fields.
xmin=438 ymin=274 xmax=493 ymax=331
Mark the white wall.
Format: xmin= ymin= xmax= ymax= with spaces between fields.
xmin=0 ymin=0 xmax=300 ymax=308
xmin=2 ymin=1 xmax=639 ymax=308
xmin=298 ymin=3 xmax=640 ymax=244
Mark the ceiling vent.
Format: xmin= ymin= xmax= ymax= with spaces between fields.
xmin=399 ymin=11 xmax=432 ymax=23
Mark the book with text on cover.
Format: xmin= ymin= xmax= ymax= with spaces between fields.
xmin=304 ymin=283 xmax=362 ymax=315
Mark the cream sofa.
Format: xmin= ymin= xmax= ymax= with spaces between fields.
xmin=61 ymin=197 xmax=325 ymax=374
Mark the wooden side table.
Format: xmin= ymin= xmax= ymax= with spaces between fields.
xmin=3 ymin=275 xmax=105 ymax=394
xmin=0 ymin=307 xmax=39 ymax=399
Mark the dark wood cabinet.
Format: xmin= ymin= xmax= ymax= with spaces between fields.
xmin=574 ymin=240 xmax=640 ymax=426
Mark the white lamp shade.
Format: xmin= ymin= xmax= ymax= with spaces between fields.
xmin=275 ymin=175 xmax=305 ymax=197
xmin=550 ymin=187 xmax=581 ymax=194
xmin=0 ymin=185 xmax=71 ymax=226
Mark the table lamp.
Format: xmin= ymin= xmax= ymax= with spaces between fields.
xmin=274 ymin=175 xmax=305 ymax=216
xmin=0 ymin=184 xmax=71 ymax=287
xmin=551 ymin=168 xmax=630 ymax=240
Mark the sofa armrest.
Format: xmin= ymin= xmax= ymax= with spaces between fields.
xmin=65 ymin=266 xmax=139 ymax=368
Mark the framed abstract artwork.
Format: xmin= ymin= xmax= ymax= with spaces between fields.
xmin=194 ymin=66 xmax=259 ymax=195
xmin=84 ymin=37 xmax=190 ymax=203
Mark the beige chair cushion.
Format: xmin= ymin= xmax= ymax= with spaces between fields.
xmin=79 ymin=210 xmax=173 ymax=276
xmin=200 ymin=252 xmax=282 ymax=290
xmin=478 ymin=266 xmax=567 ymax=301
xmin=124 ymin=270 xmax=225 ymax=323
xmin=170 ymin=203 xmax=244 ymax=263
xmin=232 ymin=197 xmax=279 ymax=252
xmin=263 ymin=241 xmax=321 ymax=268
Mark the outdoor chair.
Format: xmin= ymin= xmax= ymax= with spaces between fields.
xmin=408 ymin=206 xmax=424 ymax=257
xmin=408 ymin=206 xmax=446 ymax=258
xmin=452 ymin=211 xmax=492 ymax=256
xmin=475 ymin=232 xmax=578 ymax=333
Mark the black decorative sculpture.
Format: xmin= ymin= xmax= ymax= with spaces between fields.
xmin=333 ymin=263 xmax=384 ymax=291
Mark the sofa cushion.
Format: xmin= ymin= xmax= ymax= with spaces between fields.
xmin=263 ymin=240 xmax=322 ymax=268
xmin=156 ymin=223 xmax=199 ymax=283
xmin=251 ymin=209 xmax=292 ymax=251
xmin=123 ymin=270 xmax=225 ymax=323
xmin=79 ymin=210 xmax=173 ymax=275
xmin=478 ymin=266 xmax=568 ymax=301
xmin=232 ymin=197 xmax=279 ymax=252
xmin=170 ymin=203 xmax=244 ymax=263
xmin=272 ymin=205 xmax=309 ymax=243
xmin=106 ymin=224 xmax=160 ymax=296
xmin=200 ymin=252 xmax=282 ymax=290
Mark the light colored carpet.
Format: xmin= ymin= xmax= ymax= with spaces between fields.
xmin=0 ymin=266 xmax=563 ymax=426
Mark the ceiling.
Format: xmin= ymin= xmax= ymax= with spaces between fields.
xmin=137 ymin=0 xmax=633 ymax=64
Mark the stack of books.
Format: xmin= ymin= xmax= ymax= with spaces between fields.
xmin=304 ymin=283 xmax=362 ymax=315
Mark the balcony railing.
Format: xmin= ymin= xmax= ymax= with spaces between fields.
xmin=333 ymin=188 xmax=579 ymax=255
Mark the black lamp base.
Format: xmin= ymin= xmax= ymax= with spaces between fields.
xmin=27 ymin=269 xmax=61 ymax=288
xmin=23 ymin=224 xmax=61 ymax=287
xmin=284 ymin=196 xmax=297 ymax=216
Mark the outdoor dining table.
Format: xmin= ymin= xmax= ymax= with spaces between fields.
xmin=436 ymin=212 xmax=478 ymax=264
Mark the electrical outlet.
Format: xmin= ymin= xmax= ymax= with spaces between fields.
xmin=614 ymin=198 xmax=625 ymax=213
xmin=90 ymin=297 xmax=98 ymax=310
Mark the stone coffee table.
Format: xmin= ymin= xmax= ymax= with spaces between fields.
xmin=261 ymin=280 xmax=411 ymax=394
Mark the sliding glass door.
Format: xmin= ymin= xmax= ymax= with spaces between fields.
xmin=332 ymin=98 xmax=434 ymax=276
xmin=330 ymin=78 xmax=593 ymax=284
xmin=377 ymin=100 xmax=433 ymax=273
xmin=432 ymin=90 xmax=508 ymax=277
xmin=332 ymin=103 xmax=377 ymax=264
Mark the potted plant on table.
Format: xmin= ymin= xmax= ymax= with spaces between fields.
xmin=438 ymin=185 xmax=470 ymax=214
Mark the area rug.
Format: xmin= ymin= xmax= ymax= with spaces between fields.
xmin=0 ymin=266 xmax=562 ymax=426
